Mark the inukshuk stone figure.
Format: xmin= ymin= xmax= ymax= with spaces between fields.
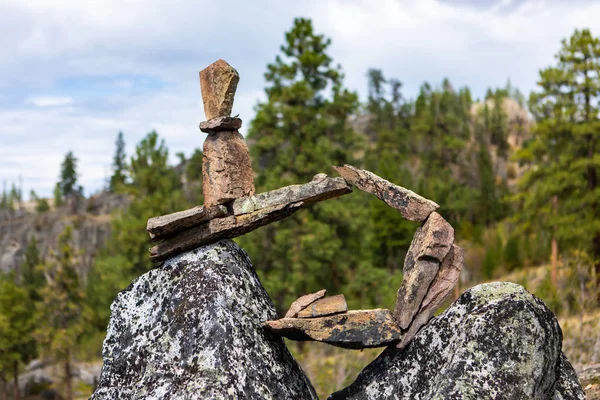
xmin=199 ymin=59 xmax=255 ymax=206
xmin=147 ymin=59 xmax=463 ymax=351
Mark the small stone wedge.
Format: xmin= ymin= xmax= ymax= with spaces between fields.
xmin=200 ymin=116 xmax=242 ymax=134
xmin=333 ymin=164 xmax=438 ymax=222
xmin=285 ymin=289 xmax=327 ymax=318
xmin=394 ymin=212 xmax=454 ymax=329
xmin=264 ymin=309 xmax=401 ymax=349
xmin=297 ymin=294 xmax=348 ymax=318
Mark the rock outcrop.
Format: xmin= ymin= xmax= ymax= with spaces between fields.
xmin=91 ymin=240 xmax=316 ymax=400
xmin=329 ymin=282 xmax=585 ymax=400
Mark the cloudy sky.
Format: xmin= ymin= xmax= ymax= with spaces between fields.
xmin=2 ymin=0 xmax=600 ymax=198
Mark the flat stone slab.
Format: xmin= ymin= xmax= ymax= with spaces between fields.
xmin=147 ymin=176 xmax=352 ymax=244
xmin=200 ymin=116 xmax=242 ymax=134
xmin=397 ymin=244 xmax=464 ymax=349
xmin=199 ymin=59 xmax=239 ymax=120
xmin=333 ymin=164 xmax=439 ymax=222
xmin=150 ymin=202 xmax=303 ymax=263
xmin=285 ymin=289 xmax=327 ymax=318
xmin=147 ymin=205 xmax=228 ymax=241
xmin=264 ymin=309 xmax=402 ymax=349
xmin=297 ymin=294 xmax=348 ymax=318
xmin=394 ymin=212 xmax=454 ymax=329
xmin=232 ymin=175 xmax=351 ymax=216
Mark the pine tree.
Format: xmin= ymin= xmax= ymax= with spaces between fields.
xmin=239 ymin=18 xmax=373 ymax=311
xmin=53 ymin=183 xmax=64 ymax=208
xmin=21 ymin=237 xmax=44 ymax=301
xmin=87 ymin=131 xmax=185 ymax=329
xmin=36 ymin=226 xmax=85 ymax=400
xmin=516 ymin=29 xmax=600 ymax=288
xmin=0 ymin=181 xmax=6 ymax=210
xmin=109 ymin=131 xmax=128 ymax=192
xmin=59 ymin=151 xmax=78 ymax=200
xmin=0 ymin=274 xmax=37 ymax=400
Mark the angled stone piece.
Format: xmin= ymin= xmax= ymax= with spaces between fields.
xmin=203 ymin=130 xmax=255 ymax=207
xmin=232 ymin=176 xmax=351 ymax=216
xmin=394 ymin=212 xmax=454 ymax=329
xmin=264 ymin=309 xmax=401 ymax=349
xmin=146 ymin=176 xmax=351 ymax=244
xmin=200 ymin=116 xmax=242 ymax=134
xmin=297 ymin=294 xmax=348 ymax=318
xmin=149 ymin=202 xmax=303 ymax=263
xmin=199 ymin=59 xmax=239 ymax=120
xmin=333 ymin=164 xmax=439 ymax=222
xmin=147 ymin=204 xmax=228 ymax=241
xmin=285 ymin=289 xmax=327 ymax=318
xmin=397 ymin=244 xmax=464 ymax=349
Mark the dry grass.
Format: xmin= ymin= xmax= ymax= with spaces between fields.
xmin=289 ymin=341 xmax=382 ymax=398
xmin=559 ymin=311 xmax=600 ymax=368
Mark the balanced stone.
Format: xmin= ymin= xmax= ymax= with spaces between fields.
xmin=297 ymin=294 xmax=348 ymax=318
xmin=202 ymin=131 xmax=255 ymax=207
xmin=285 ymin=289 xmax=327 ymax=318
xmin=146 ymin=176 xmax=352 ymax=245
xmin=232 ymin=176 xmax=351 ymax=216
xmin=394 ymin=212 xmax=454 ymax=329
xmin=199 ymin=59 xmax=239 ymax=120
xmin=333 ymin=164 xmax=439 ymax=222
xmin=397 ymin=244 xmax=464 ymax=349
xmin=200 ymin=116 xmax=242 ymax=134
xmin=264 ymin=309 xmax=401 ymax=349
xmin=150 ymin=202 xmax=303 ymax=263
xmin=146 ymin=204 xmax=228 ymax=241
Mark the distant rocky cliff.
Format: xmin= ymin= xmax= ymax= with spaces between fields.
xmin=0 ymin=191 xmax=129 ymax=276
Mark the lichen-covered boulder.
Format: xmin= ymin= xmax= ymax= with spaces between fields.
xmin=330 ymin=282 xmax=585 ymax=400
xmin=91 ymin=240 xmax=316 ymax=400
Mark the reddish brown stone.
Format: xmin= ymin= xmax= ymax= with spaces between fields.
xmin=199 ymin=59 xmax=239 ymax=120
xmin=284 ymin=289 xmax=327 ymax=318
xmin=297 ymin=294 xmax=348 ymax=318
xmin=202 ymin=131 xmax=255 ymax=207
xmin=264 ymin=309 xmax=401 ymax=349
xmin=394 ymin=212 xmax=454 ymax=329
xmin=397 ymin=244 xmax=464 ymax=349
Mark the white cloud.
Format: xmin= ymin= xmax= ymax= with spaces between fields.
xmin=24 ymin=95 xmax=73 ymax=107
xmin=2 ymin=0 xmax=600 ymax=198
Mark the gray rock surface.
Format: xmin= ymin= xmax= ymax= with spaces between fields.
xmin=330 ymin=282 xmax=585 ymax=400
xmin=92 ymin=240 xmax=316 ymax=400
